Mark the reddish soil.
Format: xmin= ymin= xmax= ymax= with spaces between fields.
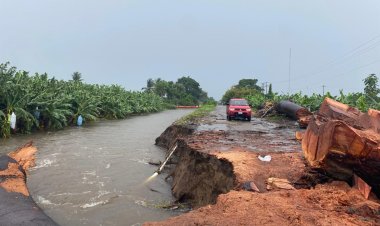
xmin=215 ymin=149 xmax=306 ymax=192
xmin=0 ymin=142 xmax=58 ymax=225
xmin=147 ymin=182 xmax=380 ymax=226
xmin=145 ymin=106 xmax=380 ymax=225
xmin=8 ymin=143 xmax=37 ymax=171
xmin=0 ymin=142 xmax=36 ymax=196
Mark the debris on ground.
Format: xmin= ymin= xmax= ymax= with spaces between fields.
xmin=256 ymin=101 xmax=276 ymax=118
xmin=353 ymin=174 xmax=372 ymax=199
xmin=242 ymin=181 xmax=260 ymax=192
xmin=258 ymin=155 xmax=272 ymax=162
xmin=266 ymin=177 xmax=295 ymax=190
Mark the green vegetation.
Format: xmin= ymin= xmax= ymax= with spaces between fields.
xmin=143 ymin=77 xmax=216 ymax=106
xmin=0 ymin=63 xmax=167 ymax=138
xmin=175 ymin=104 xmax=217 ymax=125
xmin=222 ymin=75 xmax=380 ymax=113
xmin=221 ymin=78 xmax=263 ymax=104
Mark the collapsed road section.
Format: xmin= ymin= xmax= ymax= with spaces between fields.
xmin=145 ymin=104 xmax=380 ymax=226
xmin=0 ymin=142 xmax=57 ymax=225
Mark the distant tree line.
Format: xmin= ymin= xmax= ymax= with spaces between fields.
xmin=143 ymin=76 xmax=216 ymax=106
xmin=221 ymin=78 xmax=265 ymax=104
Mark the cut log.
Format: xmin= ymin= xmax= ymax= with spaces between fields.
xmin=302 ymin=98 xmax=380 ymax=197
xmin=276 ymin=101 xmax=313 ymax=128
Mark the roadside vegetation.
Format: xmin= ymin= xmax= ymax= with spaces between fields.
xmin=175 ymin=104 xmax=217 ymax=125
xmin=0 ymin=62 xmax=212 ymax=138
xmin=222 ymin=74 xmax=380 ymax=112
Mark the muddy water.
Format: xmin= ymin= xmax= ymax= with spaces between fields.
xmin=0 ymin=109 xmax=193 ymax=226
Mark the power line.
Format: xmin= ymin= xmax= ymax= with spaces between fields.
xmin=303 ymin=58 xmax=380 ymax=91
xmin=261 ymin=82 xmax=269 ymax=94
xmin=271 ymin=34 xmax=380 ymax=85
xmin=323 ymin=34 xmax=380 ymax=67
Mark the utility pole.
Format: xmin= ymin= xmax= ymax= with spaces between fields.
xmin=262 ymin=82 xmax=269 ymax=94
xmin=288 ymin=48 xmax=292 ymax=95
xmin=322 ymin=85 xmax=326 ymax=96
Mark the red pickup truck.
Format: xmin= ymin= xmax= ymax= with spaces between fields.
xmin=226 ymin=98 xmax=252 ymax=121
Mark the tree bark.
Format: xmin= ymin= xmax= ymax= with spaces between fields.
xmin=302 ymin=98 xmax=380 ymax=196
xmin=276 ymin=101 xmax=312 ymax=127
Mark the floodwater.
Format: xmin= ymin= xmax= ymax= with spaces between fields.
xmin=0 ymin=109 xmax=193 ymax=226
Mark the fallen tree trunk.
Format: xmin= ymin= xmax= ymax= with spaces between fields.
xmin=276 ymin=101 xmax=312 ymax=127
xmin=302 ymin=98 xmax=380 ymax=197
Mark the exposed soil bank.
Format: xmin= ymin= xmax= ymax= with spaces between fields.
xmin=145 ymin=106 xmax=380 ymax=225
xmin=171 ymin=140 xmax=235 ymax=207
xmin=0 ymin=142 xmax=57 ymax=225
xmin=155 ymin=124 xmax=195 ymax=149
xmin=156 ymin=125 xmax=235 ymax=207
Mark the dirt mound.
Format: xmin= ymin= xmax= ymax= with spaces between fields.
xmin=146 ymin=182 xmax=380 ymax=226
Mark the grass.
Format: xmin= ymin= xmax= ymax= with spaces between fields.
xmin=265 ymin=114 xmax=288 ymax=122
xmin=175 ymin=104 xmax=216 ymax=125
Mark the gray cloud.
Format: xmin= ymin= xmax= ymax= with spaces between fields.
xmin=1 ymin=0 xmax=380 ymax=99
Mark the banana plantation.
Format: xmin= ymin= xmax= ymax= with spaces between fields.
xmin=0 ymin=62 xmax=166 ymax=138
xmin=222 ymin=76 xmax=380 ymax=112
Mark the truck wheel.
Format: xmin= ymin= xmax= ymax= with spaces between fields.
xmin=227 ymin=116 xmax=230 ymax=121
xmin=247 ymin=117 xmax=251 ymax=122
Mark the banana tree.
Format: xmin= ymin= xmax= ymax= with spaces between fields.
xmin=0 ymin=70 xmax=37 ymax=136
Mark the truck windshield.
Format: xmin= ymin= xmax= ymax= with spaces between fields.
xmin=230 ymin=99 xmax=248 ymax=106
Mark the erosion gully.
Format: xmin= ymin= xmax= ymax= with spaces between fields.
xmin=0 ymin=109 xmax=193 ymax=226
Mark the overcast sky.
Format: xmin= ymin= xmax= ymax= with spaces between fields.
xmin=1 ymin=1 xmax=380 ymax=99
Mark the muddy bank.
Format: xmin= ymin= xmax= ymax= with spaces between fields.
xmin=171 ymin=140 xmax=235 ymax=207
xmin=155 ymin=124 xmax=194 ymax=149
xmin=0 ymin=142 xmax=57 ymax=225
xmin=145 ymin=105 xmax=380 ymax=225
xmin=156 ymin=125 xmax=235 ymax=207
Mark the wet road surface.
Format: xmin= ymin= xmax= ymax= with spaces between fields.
xmin=195 ymin=105 xmax=301 ymax=153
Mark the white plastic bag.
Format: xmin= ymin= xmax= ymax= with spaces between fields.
xmin=258 ymin=155 xmax=271 ymax=162
xmin=10 ymin=112 xmax=16 ymax=129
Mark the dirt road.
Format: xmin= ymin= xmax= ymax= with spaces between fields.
xmin=195 ymin=105 xmax=301 ymax=153
xmin=146 ymin=106 xmax=380 ymax=226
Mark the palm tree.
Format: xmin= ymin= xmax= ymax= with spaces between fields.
xmin=143 ymin=78 xmax=155 ymax=92
xmin=71 ymin=71 xmax=83 ymax=82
